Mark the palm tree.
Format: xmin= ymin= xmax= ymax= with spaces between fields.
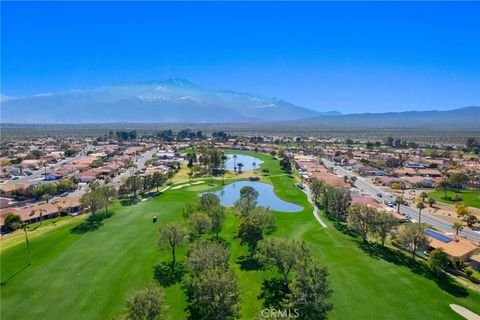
xmin=21 ymin=223 xmax=32 ymax=265
xmin=41 ymin=161 xmax=48 ymax=177
xmin=237 ymin=163 xmax=244 ymax=174
xmin=395 ymin=196 xmax=403 ymax=214
xmin=420 ymin=192 xmax=428 ymax=203
xmin=416 ymin=202 xmax=426 ymax=223
xmin=252 ymin=161 xmax=257 ymax=172
xmin=38 ymin=208 xmax=46 ymax=226
xmin=233 ymin=155 xmax=237 ymax=171
xmin=452 ymin=222 xmax=463 ymax=236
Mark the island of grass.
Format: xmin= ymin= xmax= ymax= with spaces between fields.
xmin=1 ymin=151 xmax=480 ymax=319
xmin=428 ymin=189 xmax=480 ymax=209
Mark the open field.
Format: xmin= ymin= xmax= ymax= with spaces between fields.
xmin=429 ymin=190 xmax=480 ymax=209
xmin=2 ymin=123 xmax=478 ymax=145
xmin=1 ymin=151 xmax=480 ymax=319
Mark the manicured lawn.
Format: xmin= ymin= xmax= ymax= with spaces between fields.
xmin=429 ymin=189 xmax=480 ymax=209
xmin=1 ymin=151 xmax=479 ymax=319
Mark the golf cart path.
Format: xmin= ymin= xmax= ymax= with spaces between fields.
xmin=450 ymin=304 xmax=480 ymax=320
xmin=302 ymin=187 xmax=327 ymax=228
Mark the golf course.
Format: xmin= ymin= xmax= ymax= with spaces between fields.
xmin=1 ymin=151 xmax=479 ymax=319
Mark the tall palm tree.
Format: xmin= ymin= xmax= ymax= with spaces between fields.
xmin=416 ymin=202 xmax=426 ymax=223
xmin=21 ymin=223 xmax=32 ymax=265
xmin=237 ymin=163 xmax=244 ymax=174
xmin=420 ymin=192 xmax=428 ymax=203
xmin=252 ymin=162 xmax=256 ymax=172
xmin=395 ymin=196 xmax=403 ymax=214
xmin=233 ymin=155 xmax=237 ymax=172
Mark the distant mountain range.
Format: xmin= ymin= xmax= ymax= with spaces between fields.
xmin=0 ymin=79 xmax=478 ymax=128
xmin=0 ymin=79 xmax=335 ymax=123
xmin=292 ymin=106 xmax=479 ymax=128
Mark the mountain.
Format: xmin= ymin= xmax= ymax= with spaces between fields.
xmin=0 ymin=79 xmax=329 ymax=123
xmin=292 ymin=107 xmax=480 ymax=128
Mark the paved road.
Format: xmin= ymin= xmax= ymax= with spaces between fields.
xmin=322 ymin=158 xmax=480 ymax=243
xmin=111 ymin=148 xmax=157 ymax=188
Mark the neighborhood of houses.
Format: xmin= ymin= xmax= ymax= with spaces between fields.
xmin=1 ymin=133 xmax=480 ymax=274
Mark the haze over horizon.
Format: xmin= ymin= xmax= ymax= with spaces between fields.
xmin=1 ymin=1 xmax=479 ymax=114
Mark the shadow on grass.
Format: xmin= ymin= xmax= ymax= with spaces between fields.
xmin=258 ymin=278 xmax=290 ymax=309
xmin=153 ymin=262 xmax=186 ymax=287
xmin=70 ymin=211 xmax=113 ymax=234
xmin=358 ymin=241 xmax=469 ymax=298
xmin=333 ymin=221 xmax=359 ymax=238
xmin=236 ymin=255 xmax=261 ymax=271
xmin=120 ymin=198 xmax=139 ymax=206
xmin=0 ymin=263 xmax=31 ymax=286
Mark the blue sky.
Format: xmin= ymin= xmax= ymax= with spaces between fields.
xmin=1 ymin=1 xmax=479 ymax=114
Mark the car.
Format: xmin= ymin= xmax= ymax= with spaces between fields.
xmin=376 ymin=192 xmax=383 ymax=198
xmin=60 ymin=192 xmax=69 ymax=197
xmin=296 ymin=183 xmax=305 ymax=190
xmin=11 ymin=176 xmax=20 ymax=180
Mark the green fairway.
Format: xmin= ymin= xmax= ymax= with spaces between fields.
xmin=1 ymin=151 xmax=480 ymax=319
xmin=429 ymin=189 xmax=480 ymax=209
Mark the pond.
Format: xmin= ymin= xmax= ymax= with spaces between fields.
xmin=224 ymin=154 xmax=263 ymax=171
xmin=206 ymin=180 xmax=303 ymax=212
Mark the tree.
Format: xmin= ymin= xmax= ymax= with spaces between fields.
xmin=234 ymin=195 xmax=257 ymax=217
xmin=252 ymin=161 xmax=257 ymax=172
xmin=151 ymin=172 xmax=165 ymax=192
xmin=278 ymin=147 xmax=285 ymax=158
xmin=239 ymin=186 xmax=259 ymax=202
xmin=373 ymin=211 xmax=398 ymax=247
xmin=395 ymin=223 xmax=428 ymax=259
xmin=187 ymin=267 xmax=239 ymax=320
xmin=21 ymin=222 xmax=32 ymax=265
xmin=98 ymin=186 xmax=117 ymax=213
xmin=38 ymin=183 xmax=57 ymax=203
xmin=188 ymin=212 xmax=212 ymax=238
xmin=324 ymin=187 xmax=351 ymax=221
xmin=185 ymin=240 xmax=230 ymax=275
xmin=250 ymin=206 xmax=276 ymax=234
xmin=395 ymin=196 xmax=403 ymax=214
xmin=437 ymin=180 xmax=449 ymax=198
xmin=270 ymin=150 xmax=277 ymax=158
xmin=416 ymin=202 xmax=426 ymax=223
xmin=237 ymin=215 xmax=263 ymax=255
xmin=347 ymin=204 xmax=377 ymax=243
xmin=427 ymin=197 xmax=436 ymax=208
xmin=455 ymin=204 xmax=470 ymax=218
xmin=158 ymin=223 xmax=189 ymax=265
xmin=452 ymin=222 xmax=463 ymax=236
xmin=80 ymin=190 xmax=105 ymax=215
xmin=124 ymin=176 xmax=143 ymax=200
xmin=206 ymin=205 xmax=226 ymax=239
xmin=3 ymin=213 xmax=22 ymax=232
xmin=236 ymin=162 xmax=244 ymax=174
xmin=288 ymin=258 xmax=332 ymax=320
xmin=124 ymin=284 xmax=166 ymax=320
xmin=447 ymin=173 xmax=469 ymax=192
xmin=199 ymin=193 xmax=221 ymax=211
xmin=463 ymin=214 xmax=478 ymax=229
xmin=420 ymin=192 xmax=428 ymax=203
xmin=309 ymin=178 xmax=324 ymax=203
xmin=428 ymin=249 xmax=450 ymax=277
xmin=255 ymin=238 xmax=307 ymax=286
